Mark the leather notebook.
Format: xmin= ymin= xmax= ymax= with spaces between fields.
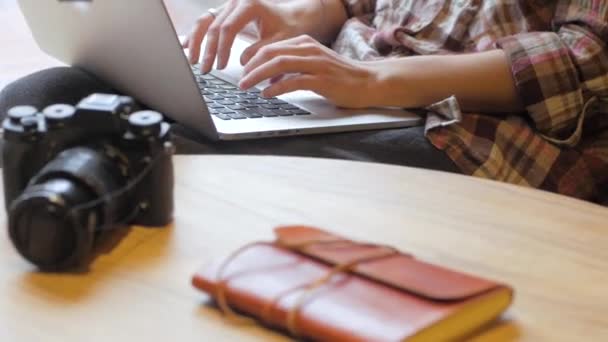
xmin=192 ymin=226 xmax=514 ymax=341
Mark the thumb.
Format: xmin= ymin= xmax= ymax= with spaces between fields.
xmin=240 ymin=35 xmax=284 ymax=66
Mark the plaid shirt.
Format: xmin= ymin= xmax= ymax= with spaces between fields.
xmin=335 ymin=0 xmax=608 ymax=205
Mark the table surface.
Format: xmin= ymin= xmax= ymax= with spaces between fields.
xmin=1 ymin=155 xmax=607 ymax=341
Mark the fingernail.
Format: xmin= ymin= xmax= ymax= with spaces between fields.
xmin=241 ymin=53 xmax=250 ymax=66
xmin=203 ymin=58 xmax=212 ymax=72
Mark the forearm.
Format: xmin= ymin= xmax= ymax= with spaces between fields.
xmin=366 ymin=50 xmax=523 ymax=113
xmin=292 ymin=0 xmax=348 ymax=44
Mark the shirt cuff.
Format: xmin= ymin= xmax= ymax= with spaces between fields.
xmin=496 ymin=32 xmax=585 ymax=141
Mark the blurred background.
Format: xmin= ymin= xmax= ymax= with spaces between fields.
xmin=0 ymin=0 xmax=223 ymax=90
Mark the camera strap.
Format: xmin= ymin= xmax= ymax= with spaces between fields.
xmin=66 ymin=151 xmax=166 ymax=230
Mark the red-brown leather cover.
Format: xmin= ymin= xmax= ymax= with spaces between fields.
xmin=192 ymin=226 xmax=513 ymax=341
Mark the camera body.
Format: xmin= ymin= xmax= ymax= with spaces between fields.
xmin=2 ymin=93 xmax=174 ymax=270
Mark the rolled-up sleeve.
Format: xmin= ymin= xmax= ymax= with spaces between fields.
xmin=496 ymin=1 xmax=608 ymax=146
xmin=340 ymin=0 xmax=376 ymax=18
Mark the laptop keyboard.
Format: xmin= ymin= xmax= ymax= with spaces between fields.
xmin=191 ymin=65 xmax=310 ymax=120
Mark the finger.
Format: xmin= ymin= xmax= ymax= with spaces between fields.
xmin=243 ymin=34 xmax=316 ymax=64
xmin=271 ymin=34 xmax=318 ymax=46
xmin=216 ymin=4 xmax=260 ymax=70
xmin=187 ymin=14 xmax=214 ymax=64
xmin=201 ymin=3 xmax=236 ymax=73
xmin=243 ymin=43 xmax=321 ymax=74
xmin=262 ymin=74 xmax=322 ymax=98
xmin=269 ymin=74 xmax=284 ymax=84
xmin=240 ymin=35 xmax=284 ymax=65
xmin=239 ymin=56 xmax=325 ymax=89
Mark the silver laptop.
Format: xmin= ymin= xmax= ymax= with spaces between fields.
xmin=18 ymin=0 xmax=421 ymax=140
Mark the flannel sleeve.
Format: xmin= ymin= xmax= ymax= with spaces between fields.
xmin=496 ymin=1 xmax=608 ymax=146
xmin=339 ymin=0 xmax=376 ymax=18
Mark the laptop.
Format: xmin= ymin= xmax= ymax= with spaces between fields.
xmin=17 ymin=0 xmax=422 ymax=140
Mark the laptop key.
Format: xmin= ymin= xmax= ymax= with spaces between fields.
xmin=279 ymin=104 xmax=300 ymax=110
xmin=228 ymin=105 xmax=246 ymax=110
xmin=237 ymin=109 xmax=263 ymax=118
xmin=218 ymin=100 xmax=235 ymax=105
xmin=217 ymin=108 xmax=236 ymax=114
xmin=215 ymin=114 xmax=232 ymax=120
xmin=228 ymin=112 xmax=248 ymax=119
xmin=259 ymin=109 xmax=279 ymax=117
xmin=207 ymin=103 xmax=225 ymax=109
xmin=290 ymin=109 xmax=311 ymax=115
xmin=261 ymin=104 xmax=279 ymax=109
xmin=276 ymin=110 xmax=295 ymax=116
xmin=240 ymin=95 xmax=258 ymax=100
xmin=206 ymin=95 xmax=225 ymax=101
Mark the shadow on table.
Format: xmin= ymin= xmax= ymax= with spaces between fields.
xmin=18 ymin=223 xmax=174 ymax=301
xmin=194 ymin=297 xmax=521 ymax=341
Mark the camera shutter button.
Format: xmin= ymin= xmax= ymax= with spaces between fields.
xmin=128 ymin=110 xmax=163 ymax=137
xmin=8 ymin=106 xmax=38 ymax=124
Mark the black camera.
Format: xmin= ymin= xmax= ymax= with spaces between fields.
xmin=2 ymin=93 xmax=174 ymax=271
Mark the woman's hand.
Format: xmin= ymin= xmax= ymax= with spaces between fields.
xmin=239 ymin=35 xmax=379 ymax=109
xmin=239 ymin=36 xmax=522 ymax=112
xmin=182 ymin=0 xmax=347 ymax=74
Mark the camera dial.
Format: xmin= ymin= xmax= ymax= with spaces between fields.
xmin=8 ymin=106 xmax=37 ymax=123
xmin=128 ymin=110 xmax=163 ymax=138
xmin=43 ymin=104 xmax=75 ymax=128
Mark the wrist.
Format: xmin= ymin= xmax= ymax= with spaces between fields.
xmin=362 ymin=59 xmax=425 ymax=109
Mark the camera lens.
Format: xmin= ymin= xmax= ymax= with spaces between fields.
xmin=9 ymin=178 xmax=96 ymax=269
xmin=8 ymin=146 xmax=130 ymax=270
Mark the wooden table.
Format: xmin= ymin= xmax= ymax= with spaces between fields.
xmin=0 ymin=156 xmax=607 ymax=341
